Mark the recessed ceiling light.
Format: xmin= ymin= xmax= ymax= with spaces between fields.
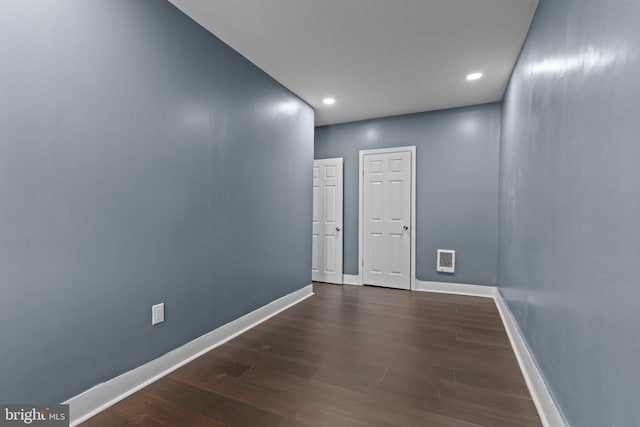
xmin=323 ymin=98 xmax=336 ymax=105
xmin=466 ymin=72 xmax=483 ymax=81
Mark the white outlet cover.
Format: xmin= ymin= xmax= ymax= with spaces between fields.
xmin=152 ymin=303 xmax=164 ymax=325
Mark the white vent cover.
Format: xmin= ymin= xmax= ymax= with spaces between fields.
xmin=437 ymin=250 xmax=455 ymax=273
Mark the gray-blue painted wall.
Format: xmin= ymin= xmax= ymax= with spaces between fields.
xmin=0 ymin=0 xmax=313 ymax=403
xmin=498 ymin=0 xmax=640 ymax=425
xmin=315 ymin=104 xmax=501 ymax=286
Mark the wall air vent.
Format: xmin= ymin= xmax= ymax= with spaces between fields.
xmin=437 ymin=250 xmax=455 ymax=273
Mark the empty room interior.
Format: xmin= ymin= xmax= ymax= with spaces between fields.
xmin=1 ymin=0 xmax=638 ymax=426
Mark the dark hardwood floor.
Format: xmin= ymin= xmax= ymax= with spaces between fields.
xmin=82 ymin=283 xmax=541 ymax=426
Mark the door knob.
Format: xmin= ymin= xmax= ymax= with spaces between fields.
xmin=336 ymin=226 xmax=341 ymax=232
xmin=403 ymin=226 xmax=409 ymax=231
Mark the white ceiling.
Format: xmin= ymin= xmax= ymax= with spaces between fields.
xmin=168 ymin=0 xmax=538 ymax=126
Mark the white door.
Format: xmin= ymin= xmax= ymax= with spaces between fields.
xmin=312 ymin=158 xmax=343 ymax=284
xmin=362 ymin=150 xmax=412 ymax=290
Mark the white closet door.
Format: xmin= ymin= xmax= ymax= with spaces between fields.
xmin=312 ymin=158 xmax=343 ymax=284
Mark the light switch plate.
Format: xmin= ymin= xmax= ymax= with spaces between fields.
xmin=152 ymin=303 xmax=164 ymax=325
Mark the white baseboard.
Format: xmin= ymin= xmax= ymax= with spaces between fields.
xmin=342 ymin=274 xmax=361 ymax=285
xmin=415 ymin=280 xmax=496 ymax=298
xmin=65 ymin=284 xmax=314 ymax=426
xmin=494 ymin=290 xmax=566 ymax=427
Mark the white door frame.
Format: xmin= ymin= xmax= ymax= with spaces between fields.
xmin=358 ymin=146 xmax=416 ymax=290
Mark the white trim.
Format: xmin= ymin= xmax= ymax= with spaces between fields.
xmin=494 ymin=290 xmax=566 ymax=427
xmin=65 ymin=284 xmax=314 ymax=426
xmin=358 ymin=146 xmax=416 ymax=290
xmin=415 ymin=280 xmax=496 ymax=298
xmin=342 ymin=274 xmax=361 ymax=285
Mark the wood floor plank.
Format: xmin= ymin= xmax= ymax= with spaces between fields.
xmin=173 ymin=366 xmax=378 ymax=427
xmin=241 ymin=366 xmax=484 ymax=427
xmin=453 ymin=368 xmax=532 ymax=398
xmin=145 ymin=376 xmax=301 ymax=426
xmin=81 ymin=410 xmax=133 ymax=427
xmin=81 ymin=282 xmax=541 ymax=426
xmin=109 ymin=391 xmax=228 ymax=427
